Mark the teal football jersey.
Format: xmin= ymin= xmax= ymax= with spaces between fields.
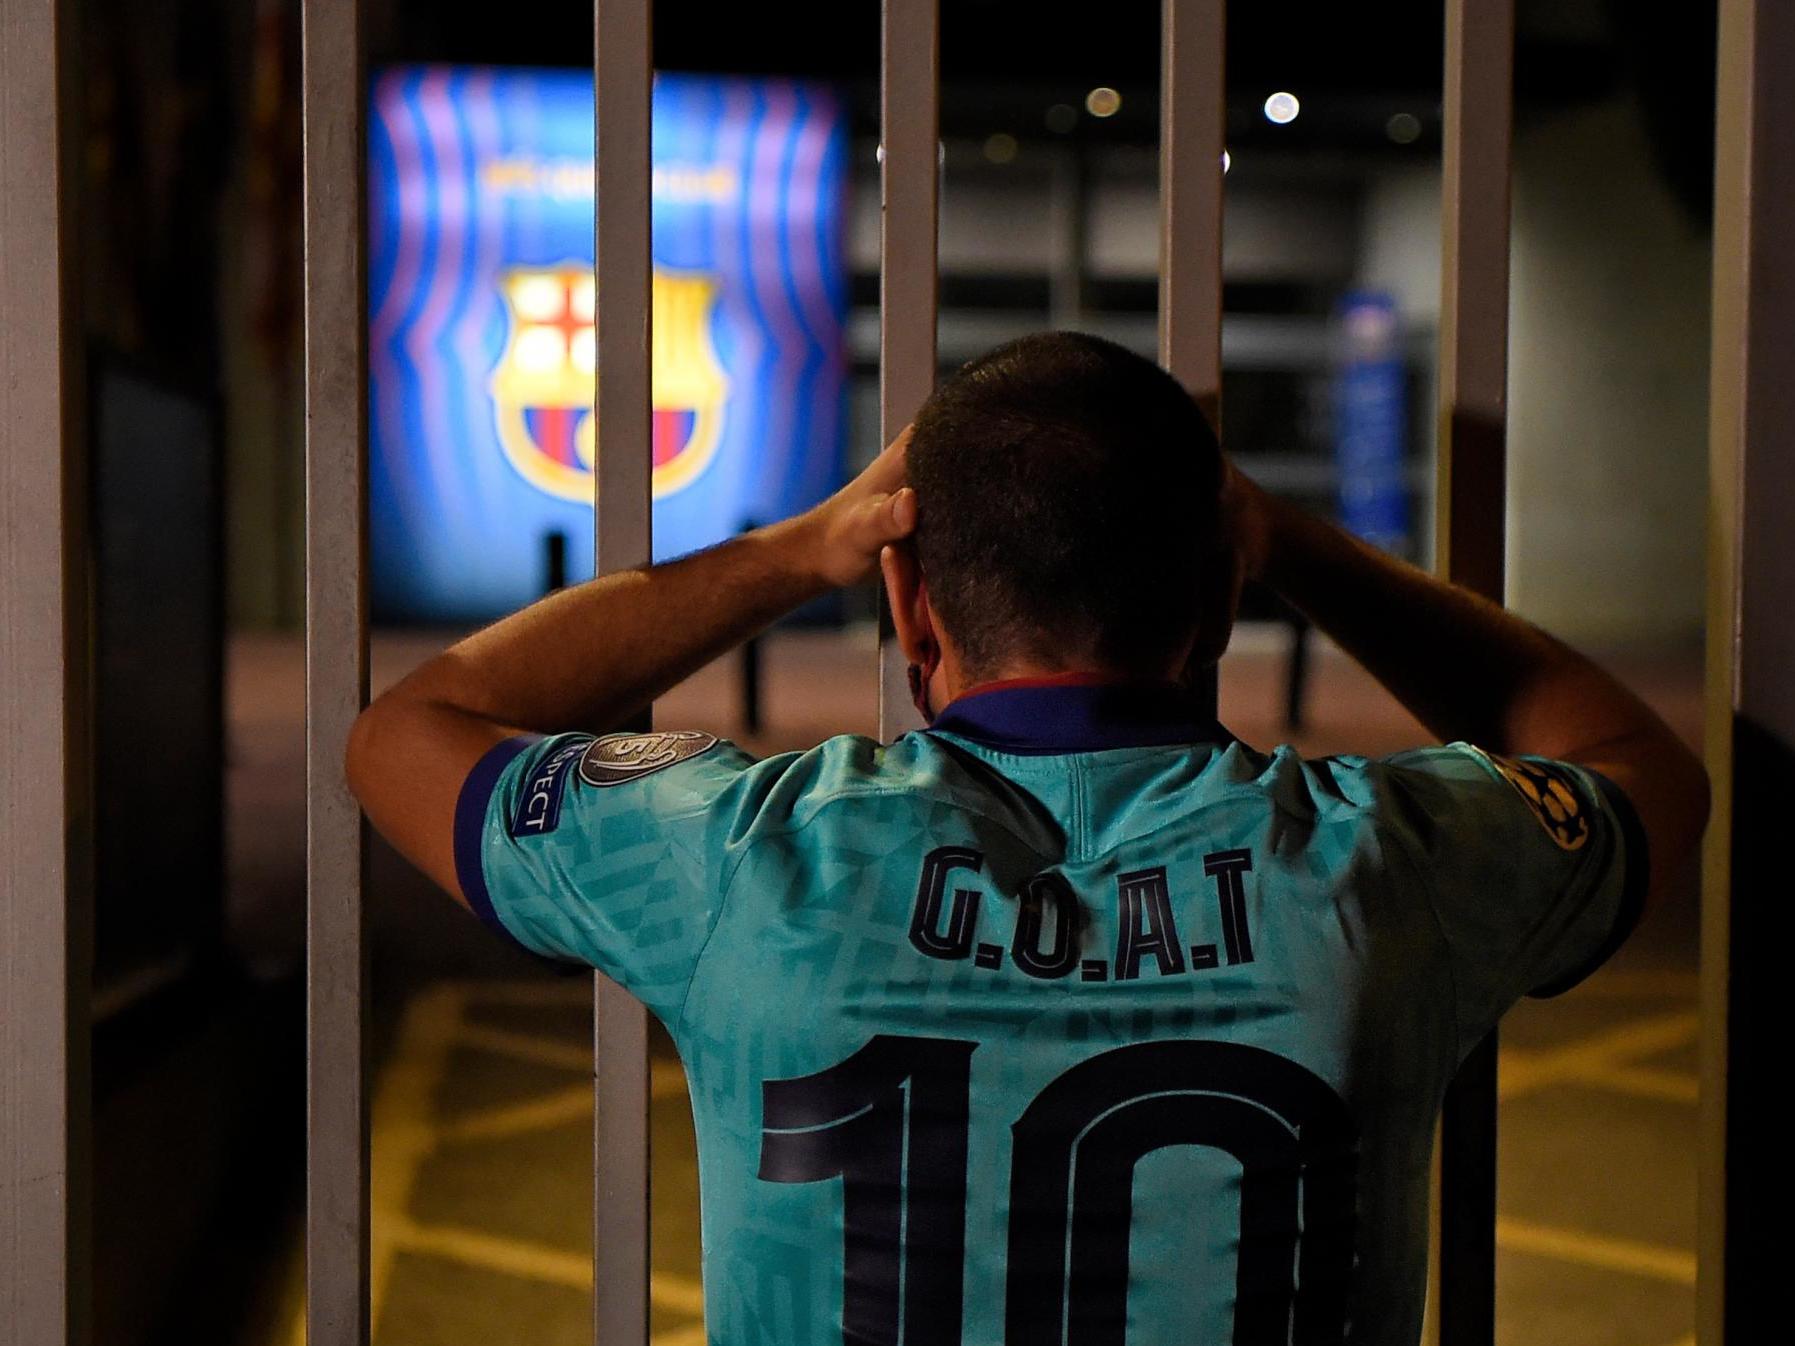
xmin=454 ymin=678 xmax=1646 ymax=1346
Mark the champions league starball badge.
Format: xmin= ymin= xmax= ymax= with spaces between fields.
xmin=578 ymin=730 xmax=719 ymax=787
xmin=1470 ymin=746 xmax=1592 ymax=851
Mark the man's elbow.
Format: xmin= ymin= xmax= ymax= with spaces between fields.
xmin=344 ymin=697 xmax=394 ymax=810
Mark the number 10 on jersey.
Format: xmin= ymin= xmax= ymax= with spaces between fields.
xmin=759 ymin=1035 xmax=1359 ymax=1345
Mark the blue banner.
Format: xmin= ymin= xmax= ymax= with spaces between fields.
xmin=1333 ymin=291 xmax=1410 ymax=554
xmin=369 ymin=67 xmax=851 ymax=621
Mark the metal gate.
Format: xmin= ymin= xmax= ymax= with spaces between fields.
xmin=2 ymin=0 xmax=1776 ymax=1342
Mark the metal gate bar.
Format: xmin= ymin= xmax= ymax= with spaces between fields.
xmin=1435 ymin=1 xmax=1514 ymax=1343
xmin=301 ymin=0 xmax=372 ymax=1342
xmin=1157 ymin=0 xmax=1225 ymax=429
xmin=1158 ymin=0 xmax=1226 ymax=719
xmin=1 ymin=2 xmax=91 ymax=1343
xmin=592 ymin=0 xmax=656 ymax=1339
xmin=1704 ymin=1 xmax=1795 ymax=1339
xmin=876 ymin=0 xmax=942 ymax=741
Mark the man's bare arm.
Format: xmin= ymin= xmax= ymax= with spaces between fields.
xmin=345 ymin=434 xmax=917 ymax=905
xmin=1227 ymin=461 xmax=1709 ymax=909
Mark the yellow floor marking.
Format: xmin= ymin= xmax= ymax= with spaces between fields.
xmin=439 ymin=1062 xmax=689 ymax=1144
xmin=370 ymin=984 xmax=468 ymax=1334
xmin=391 ymin=1218 xmax=592 ymax=1290
xmin=1496 ymin=1216 xmax=1696 ymax=1285
xmin=1583 ymin=1064 xmax=1700 ymax=1105
xmin=650 ymin=1271 xmax=707 ymax=1316
xmin=1499 ymin=1013 xmax=1698 ymax=1101
xmin=392 ymin=1217 xmax=704 ymax=1318
xmin=651 ymin=1325 xmax=710 ymax=1346
xmin=287 ymin=983 xmax=470 ymax=1345
xmin=457 ymin=1021 xmax=595 ymax=1073
xmin=438 ymin=1084 xmax=594 ymax=1143
xmin=283 ymin=1243 xmax=308 ymax=1346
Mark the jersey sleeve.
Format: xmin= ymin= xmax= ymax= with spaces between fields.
xmin=1374 ymin=741 xmax=1651 ymax=1051
xmin=451 ymin=728 xmax=770 ymax=1024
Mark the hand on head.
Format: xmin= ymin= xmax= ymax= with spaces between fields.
xmin=807 ymin=425 xmax=918 ymax=588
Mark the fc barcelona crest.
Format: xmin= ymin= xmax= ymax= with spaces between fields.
xmin=490 ymin=265 xmax=728 ymax=503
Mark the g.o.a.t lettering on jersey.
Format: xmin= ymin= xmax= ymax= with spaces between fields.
xmin=906 ymin=845 xmax=1257 ymax=982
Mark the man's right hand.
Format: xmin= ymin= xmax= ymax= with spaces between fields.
xmin=1226 ymin=457 xmax=1708 ymax=920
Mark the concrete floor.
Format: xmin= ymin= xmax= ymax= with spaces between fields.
xmin=233 ymin=623 xmax=1705 ymax=1346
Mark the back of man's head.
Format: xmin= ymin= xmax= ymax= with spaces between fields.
xmin=906 ymin=331 xmax=1226 ymax=681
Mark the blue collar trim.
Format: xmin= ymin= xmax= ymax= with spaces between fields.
xmin=923 ymin=681 xmax=1236 ymax=756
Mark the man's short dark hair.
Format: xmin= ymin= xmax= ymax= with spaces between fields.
xmin=905 ymin=330 xmax=1225 ymax=680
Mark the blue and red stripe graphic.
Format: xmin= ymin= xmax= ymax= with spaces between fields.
xmin=368 ymin=67 xmax=850 ymax=622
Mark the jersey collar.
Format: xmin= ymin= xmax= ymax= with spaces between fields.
xmin=924 ymin=672 xmax=1237 ymax=755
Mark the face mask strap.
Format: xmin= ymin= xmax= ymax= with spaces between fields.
xmin=901 ymin=574 xmax=940 ymax=723
xmin=906 ymin=647 xmax=940 ymax=723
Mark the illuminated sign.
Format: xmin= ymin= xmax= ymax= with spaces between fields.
xmin=1334 ymin=291 xmax=1410 ymax=554
xmin=369 ymin=67 xmax=850 ymax=621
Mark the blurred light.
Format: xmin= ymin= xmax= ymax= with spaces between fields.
xmin=1084 ymin=87 xmax=1122 ymax=118
xmin=1223 ymin=149 xmax=1232 ymax=174
xmin=983 ymin=132 xmax=1019 ymax=164
xmin=1385 ymin=112 xmax=1421 ymax=144
xmin=875 ymin=142 xmax=884 ymax=163
xmin=1263 ymin=91 xmax=1300 ymax=125
xmin=512 ymin=274 xmax=565 ymax=322
xmin=1044 ymin=103 xmax=1078 ymax=135
xmin=570 ymin=327 xmax=596 ymax=374
xmin=515 ymin=327 xmax=565 ymax=373
xmin=570 ymin=275 xmax=596 ymax=322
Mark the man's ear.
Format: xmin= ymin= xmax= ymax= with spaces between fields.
xmin=879 ymin=541 xmax=936 ymax=666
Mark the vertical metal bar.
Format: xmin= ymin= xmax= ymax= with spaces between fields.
xmin=302 ymin=0 xmax=371 ymax=1341
xmin=1435 ymin=1 xmax=1513 ymax=1344
xmin=1701 ymin=17 xmax=1748 ymax=1342
xmin=1700 ymin=15 xmax=1743 ymax=1334
xmin=593 ymin=1 xmax=654 ymax=1341
xmin=877 ymin=0 xmax=940 ymax=742
xmin=1158 ymin=0 xmax=1226 ymax=718
xmin=1705 ymin=2 xmax=1795 ymax=1339
xmin=1 ymin=2 xmax=90 ymax=1342
xmin=1436 ymin=0 xmax=1513 ymax=602
xmin=1158 ymin=0 xmax=1226 ymax=431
